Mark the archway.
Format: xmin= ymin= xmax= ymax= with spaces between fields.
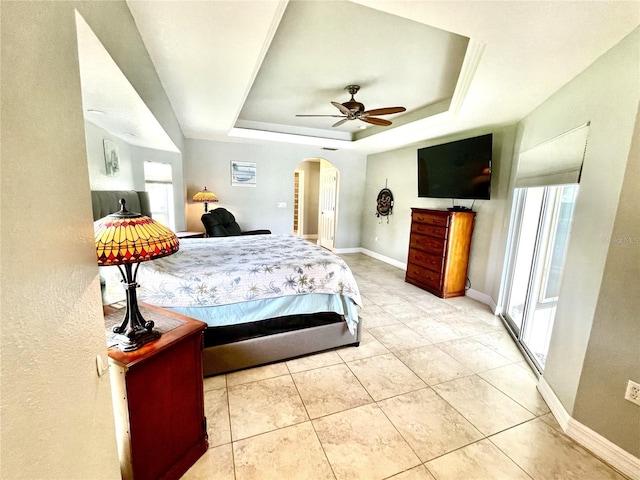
xmin=293 ymin=158 xmax=339 ymax=250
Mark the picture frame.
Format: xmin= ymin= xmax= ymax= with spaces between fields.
xmin=231 ymin=161 xmax=256 ymax=187
xmin=103 ymin=139 xmax=120 ymax=176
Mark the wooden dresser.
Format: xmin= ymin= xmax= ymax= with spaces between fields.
xmin=405 ymin=208 xmax=476 ymax=298
xmin=106 ymin=304 xmax=208 ymax=480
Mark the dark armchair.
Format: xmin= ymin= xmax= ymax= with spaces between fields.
xmin=201 ymin=208 xmax=271 ymax=237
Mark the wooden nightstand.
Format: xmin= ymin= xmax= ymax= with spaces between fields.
xmin=176 ymin=231 xmax=204 ymax=239
xmin=106 ymin=303 xmax=208 ymax=480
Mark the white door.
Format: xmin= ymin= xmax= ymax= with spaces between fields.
xmin=318 ymin=165 xmax=338 ymax=250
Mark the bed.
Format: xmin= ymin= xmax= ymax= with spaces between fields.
xmin=137 ymin=234 xmax=362 ymax=376
xmin=91 ymin=190 xmax=362 ymax=376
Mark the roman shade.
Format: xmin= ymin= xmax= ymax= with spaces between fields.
xmin=515 ymin=123 xmax=590 ymax=188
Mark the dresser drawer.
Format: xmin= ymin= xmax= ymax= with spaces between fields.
xmin=412 ymin=211 xmax=450 ymax=227
xmin=409 ymin=234 xmax=446 ymax=256
xmin=407 ymin=250 xmax=444 ymax=274
xmin=411 ymin=222 xmax=447 ymax=239
xmin=406 ymin=263 xmax=442 ymax=291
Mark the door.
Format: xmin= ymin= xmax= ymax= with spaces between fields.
xmin=318 ymin=165 xmax=338 ymax=250
xmin=501 ymin=184 xmax=579 ymax=371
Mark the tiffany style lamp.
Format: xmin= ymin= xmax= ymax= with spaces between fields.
xmin=94 ymin=199 xmax=179 ymax=351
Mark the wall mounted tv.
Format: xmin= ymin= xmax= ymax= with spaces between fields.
xmin=417 ymin=133 xmax=492 ymax=200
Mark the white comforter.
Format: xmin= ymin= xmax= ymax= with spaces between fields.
xmin=137 ymin=233 xmax=361 ymax=316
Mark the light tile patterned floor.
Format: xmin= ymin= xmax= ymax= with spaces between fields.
xmin=183 ymin=253 xmax=625 ymax=480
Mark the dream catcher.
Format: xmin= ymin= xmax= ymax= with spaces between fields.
xmin=376 ymin=181 xmax=394 ymax=224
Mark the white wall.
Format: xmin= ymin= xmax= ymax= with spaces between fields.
xmin=1 ymin=2 xmax=120 ymax=478
xmin=74 ymin=4 xmax=184 ymax=155
xmin=85 ymin=122 xmax=187 ymax=230
xmin=361 ymin=126 xmax=516 ymax=303
xmin=1 ymin=1 xmax=186 ymax=477
xmin=85 ymin=121 xmax=136 ymax=190
xmin=184 ymin=138 xmax=367 ymax=248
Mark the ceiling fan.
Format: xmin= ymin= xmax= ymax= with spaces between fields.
xmin=296 ymin=85 xmax=406 ymax=128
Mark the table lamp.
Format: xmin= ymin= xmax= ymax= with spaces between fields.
xmin=94 ymin=199 xmax=179 ymax=351
xmin=193 ymin=186 xmax=218 ymax=212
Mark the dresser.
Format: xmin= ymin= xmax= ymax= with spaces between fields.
xmin=106 ymin=304 xmax=208 ymax=480
xmin=405 ymin=208 xmax=476 ymax=298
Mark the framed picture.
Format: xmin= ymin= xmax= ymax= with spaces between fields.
xmin=103 ymin=139 xmax=120 ymax=176
xmin=231 ymin=161 xmax=256 ymax=187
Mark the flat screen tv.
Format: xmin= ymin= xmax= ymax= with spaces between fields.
xmin=418 ymin=133 xmax=492 ymax=200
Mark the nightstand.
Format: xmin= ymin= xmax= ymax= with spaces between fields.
xmin=106 ymin=303 xmax=208 ymax=480
xmin=176 ymin=231 xmax=204 ymax=239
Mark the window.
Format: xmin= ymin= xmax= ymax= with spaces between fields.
xmin=144 ymin=161 xmax=174 ymax=230
xmin=501 ymin=184 xmax=579 ymax=371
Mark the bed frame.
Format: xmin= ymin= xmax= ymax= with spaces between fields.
xmin=201 ymin=313 xmax=361 ymax=376
xmin=91 ymin=190 xmax=361 ymax=376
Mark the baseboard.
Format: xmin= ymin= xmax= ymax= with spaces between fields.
xmin=359 ymin=248 xmax=407 ymax=270
xmin=466 ymin=288 xmax=497 ymax=313
xmin=537 ymin=378 xmax=572 ymax=430
xmin=538 ymin=378 xmax=640 ymax=479
xmin=333 ymin=247 xmax=361 ymax=254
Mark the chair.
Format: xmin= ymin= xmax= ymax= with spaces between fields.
xmin=201 ymin=208 xmax=271 ymax=237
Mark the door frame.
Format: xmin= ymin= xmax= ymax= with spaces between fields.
xmin=294 ymin=169 xmax=305 ymax=236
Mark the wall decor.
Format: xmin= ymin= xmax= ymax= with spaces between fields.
xmin=103 ymin=139 xmax=120 ymax=176
xmin=376 ymin=180 xmax=394 ymax=223
xmin=231 ymin=161 xmax=256 ymax=187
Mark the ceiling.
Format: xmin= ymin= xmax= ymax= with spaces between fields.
xmin=80 ymin=1 xmax=639 ymax=154
xmin=75 ymin=12 xmax=179 ymax=153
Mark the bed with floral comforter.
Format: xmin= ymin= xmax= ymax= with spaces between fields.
xmin=137 ymin=233 xmax=362 ymax=338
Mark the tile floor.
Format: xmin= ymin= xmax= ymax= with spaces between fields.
xmin=182 ymin=253 xmax=625 ymax=480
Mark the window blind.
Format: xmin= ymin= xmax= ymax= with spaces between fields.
xmin=143 ymin=161 xmax=172 ymax=183
xmin=515 ymin=123 xmax=590 ymax=188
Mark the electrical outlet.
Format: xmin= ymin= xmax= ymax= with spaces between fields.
xmin=624 ymin=380 xmax=640 ymax=406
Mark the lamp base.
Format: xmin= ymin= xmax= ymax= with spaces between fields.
xmin=111 ymin=264 xmax=162 ymax=352
xmin=110 ymin=327 xmax=161 ymax=352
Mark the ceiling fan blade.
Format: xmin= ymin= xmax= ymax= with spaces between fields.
xmin=362 ymin=117 xmax=392 ymax=126
xmin=362 ymin=107 xmax=406 ymax=116
xmin=332 ymin=118 xmax=349 ymax=128
xmin=331 ymin=101 xmax=352 ymax=116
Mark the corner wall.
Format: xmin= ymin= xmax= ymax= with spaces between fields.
xmin=1 ymin=2 xmax=120 ymax=477
xmin=571 ymin=102 xmax=640 ymax=457
xmin=519 ymin=28 xmax=639 ymax=457
xmin=1 ymin=1 xmax=187 ymax=477
xmin=361 ymin=125 xmax=516 ymax=304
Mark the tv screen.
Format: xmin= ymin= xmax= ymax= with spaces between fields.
xmin=418 ymin=133 xmax=492 ymax=200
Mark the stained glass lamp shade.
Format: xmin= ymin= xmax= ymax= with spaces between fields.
xmin=94 ymin=199 xmax=179 ymax=351
xmin=193 ymin=186 xmax=218 ymax=212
